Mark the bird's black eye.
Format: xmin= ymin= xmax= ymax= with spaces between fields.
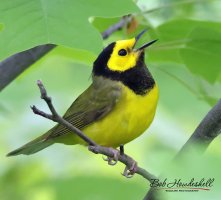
xmin=118 ymin=49 xmax=127 ymax=56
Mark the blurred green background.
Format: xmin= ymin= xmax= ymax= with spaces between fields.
xmin=1 ymin=0 xmax=221 ymax=199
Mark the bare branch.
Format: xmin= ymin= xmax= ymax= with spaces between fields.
xmin=0 ymin=44 xmax=55 ymax=91
xmin=31 ymin=80 xmax=156 ymax=183
xmin=31 ymin=80 xmax=97 ymax=146
xmin=31 ymin=105 xmax=54 ymax=121
xmin=144 ymin=99 xmax=221 ymax=200
xmin=89 ymin=145 xmax=157 ymax=180
xmin=102 ymin=15 xmax=132 ymax=39
xmin=176 ymin=99 xmax=221 ymax=156
xmin=36 ymin=80 xmax=59 ymax=117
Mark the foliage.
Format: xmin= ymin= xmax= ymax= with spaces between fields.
xmin=0 ymin=0 xmax=138 ymax=59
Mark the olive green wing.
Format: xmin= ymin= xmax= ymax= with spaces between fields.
xmin=47 ymin=77 xmax=122 ymax=139
xmin=6 ymin=77 xmax=121 ymax=156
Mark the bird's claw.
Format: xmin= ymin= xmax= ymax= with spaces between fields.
xmin=122 ymin=161 xmax=138 ymax=178
xmin=122 ymin=166 xmax=134 ymax=178
xmin=109 ymin=157 xmax=118 ymax=166
xmin=102 ymin=156 xmax=118 ymax=165
xmin=102 ymin=148 xmax=119 ymax=166
xmin=102 ymin=155 xmax=109 ymax=161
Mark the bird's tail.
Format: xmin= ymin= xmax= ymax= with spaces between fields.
xmin=6 ymin=132 xmax=53 ymax=157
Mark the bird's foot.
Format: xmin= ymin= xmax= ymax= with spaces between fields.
xmin=103 ymin=147 xmax=120 ymax=166
xmin=119 ymin=144 xmax=137 ymax=178
xmin=122 ymin=160 xmax=138 ymax=178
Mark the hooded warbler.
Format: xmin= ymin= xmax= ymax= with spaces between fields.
xmin=7 ymin=30 xmax=158 ymax=156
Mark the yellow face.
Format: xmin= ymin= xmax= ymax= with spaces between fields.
xmin=107 ymin=38 xmax=141 ymax=72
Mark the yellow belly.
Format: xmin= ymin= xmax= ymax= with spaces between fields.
xmin=72 ymin=83 xmax=159 ymax=147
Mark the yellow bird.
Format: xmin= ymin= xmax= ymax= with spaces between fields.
xmin=7 ymin=30 xmax=159 ymax=156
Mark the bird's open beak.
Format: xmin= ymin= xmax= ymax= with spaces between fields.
xmin=134 ymin=29 xmax=158 ymax=51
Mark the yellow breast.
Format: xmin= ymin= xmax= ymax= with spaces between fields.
xmin=80 ymin=83 xmax=159 ymax=147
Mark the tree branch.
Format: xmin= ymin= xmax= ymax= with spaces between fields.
xmin=102 ymin=15 xmax=132 ymax=39
xmin=0 ymin=16 xmax=132 ymax=92
xmin=31 ymin=80 xmax=156 ymax=183
xmin=31 ymin=80 xmax=97 ymax=146
xmin=0 ymin=44 xmax=55 ymax=91
xmin=144 ymin=99 xmax=221 ymax=200
xmin=176 ymin=99 xmax=221 ymax=155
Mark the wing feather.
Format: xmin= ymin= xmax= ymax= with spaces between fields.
xmin=47 ymin=77 xmax=122 ymax=139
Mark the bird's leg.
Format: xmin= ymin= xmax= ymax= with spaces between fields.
xmin=89 ymin=145 xmax=139 ymax=178
xmin=102 ymin=147 xmax=120 ymax=166
xmin=119 ymin=144 xmax=138 ymax=178
xmin=120 ymin=144 xmax=124 ymax=155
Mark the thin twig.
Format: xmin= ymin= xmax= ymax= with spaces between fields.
xmin=31 ymin=80 xmax=156 ymax=182
xmin=89 ymin=145 xmax=157 ymax=180
xmin=31 ymin=80 xmax=97 ymax=146
xmin=102 ymin=15 xmax=132 ymax=39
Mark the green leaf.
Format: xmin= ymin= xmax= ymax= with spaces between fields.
xmin=53 ymin=46 xmax=96 ymax=66
xmin=149 ymin=19 xmax=221 ymax=64
xmin=156 ymin=19 xmax=221 ymax=41
xmin=0 ymin=0 xmax=138 ymax=60
xmin=148 ymin=19 xmax=221 ymax=103
xmin=180 ymin=27 xmax=221 ymax=83
xmin=0 ymin=23 xmax=3 ymax=32
xmin=148 ymin=19 xmax=197 ymax=63
xmin=154 ymin=63 xmax=220 ymax=106
xmin=92 ymin=17 xmax=121 ymax=33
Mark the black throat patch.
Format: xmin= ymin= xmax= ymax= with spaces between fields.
xmin=93 ymin=43 xmax=155 ymax=95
